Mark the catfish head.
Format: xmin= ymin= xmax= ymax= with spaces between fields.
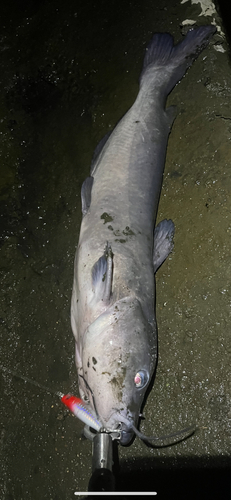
xmin=77 ymin=295 xmax=157 ymax=445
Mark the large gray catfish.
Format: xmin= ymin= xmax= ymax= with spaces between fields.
xmin=71 ymin=26 xmax=216 ymax=445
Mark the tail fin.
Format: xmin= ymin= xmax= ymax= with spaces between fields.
xmin=140 ymin=26 xmax=216 ymax=96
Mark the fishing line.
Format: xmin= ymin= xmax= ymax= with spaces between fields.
xmin=0 ymin=364 xmax=102 ymax=432
xmin=0 ymin=364 xmax=63 ymax=398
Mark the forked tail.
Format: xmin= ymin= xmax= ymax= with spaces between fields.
xmin=140 ymin=25 xmax=216 ymax=99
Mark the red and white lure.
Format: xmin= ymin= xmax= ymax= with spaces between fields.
xmin=0 ymin=365 xmax=102 ymax=433
xmin=61 ymin=393 xmax=102 ymax=432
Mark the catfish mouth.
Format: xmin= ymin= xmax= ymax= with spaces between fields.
xmin=103 ymin=411 xmax=135 ymax=446
xmin=82 ymin=412 xmax=134 ymax=445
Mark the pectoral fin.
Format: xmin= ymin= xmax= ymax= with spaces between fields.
xmin=153 ymin=219 xmax=175 ymax=273
xmin=91 ymin=242 xmax=113 ymax=302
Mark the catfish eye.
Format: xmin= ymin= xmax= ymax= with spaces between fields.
xmin=134 ymin=370 xmax=149 ymax=388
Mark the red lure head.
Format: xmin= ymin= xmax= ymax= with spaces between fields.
xmin=61 ymin=394 xmax=82 ymax=411
xmin=61 ymin=394 xmax=102 ymax=432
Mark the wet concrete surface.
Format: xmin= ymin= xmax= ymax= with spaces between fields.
xmin=0 ymin=1 xmax=231 ymax=498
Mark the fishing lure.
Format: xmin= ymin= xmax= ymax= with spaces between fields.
xmin=0 ymin=365 xmax=102 ymax=432
xmin=61 ymin=394 xmax=102 ymax=431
